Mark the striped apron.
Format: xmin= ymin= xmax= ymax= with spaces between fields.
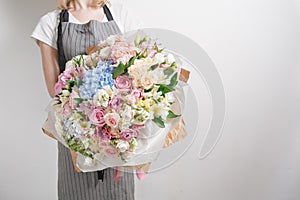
xmin=56 ymin=5 xmax=135 ymax=200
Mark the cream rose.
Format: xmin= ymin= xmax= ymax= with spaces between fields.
xmin=116 ymin=140 xmax=130 ymax=153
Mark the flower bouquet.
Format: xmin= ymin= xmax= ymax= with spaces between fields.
xmin=42 ymin=33 xmax=189 ymax=173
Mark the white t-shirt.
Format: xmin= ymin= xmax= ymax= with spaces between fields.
xmin=31 ymin=1 xmax=144 ymax=49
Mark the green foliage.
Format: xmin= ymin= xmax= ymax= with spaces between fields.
xmin=127 ymin=56 xmax=136 ymax=67
xmin=164 ymin=68 xmax=174 ymax=78
xmin=73 ymin=98 xmax=83 ymax=107
xmin=112 ymin=62 xmax=127 ymax=79
xmin=168 ymin=72 xmax=178 ymax=88
xmin=112 ymin=55 xmax=138 ymax=79
xmin=157 ymin=84 xmax=175 ymax=96
xmin=149 ymin=63 xmax=159 ymax=71
xmin=152 ymin=117 xmax=165 ymax=128
xmin=167 ymin=110 xmax=181 ymax=119
xmin=64 ymin=136 xmax=93 ymax=159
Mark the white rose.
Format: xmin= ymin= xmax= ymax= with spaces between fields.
xmin=166 ymin=53 xmax=175 ymax=64
xmin=106 ymin=36 xmax=116 ymax=46
xmin=141 ymin=76 xmax=153 ymax=90
xmin=100 ymin=47 xmax=111 ymax=58
xmin=116 ymin=140 xmax=130 ymax=153
xmin=154 ymin=53 xmax=165 ymax=63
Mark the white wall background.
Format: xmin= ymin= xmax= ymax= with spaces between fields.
xmin=0 ymin=0 xmax=299 ymax=199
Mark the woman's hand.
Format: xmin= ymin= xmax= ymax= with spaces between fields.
xmin=38 ymin=40 xmax=60 ymax=98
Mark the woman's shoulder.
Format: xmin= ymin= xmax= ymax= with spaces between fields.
xmin=31 ymin=9 xmax=61 ymax=49
xmin=38 ymin=9 xmax=61 ymax=25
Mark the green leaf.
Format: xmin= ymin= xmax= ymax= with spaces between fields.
xmin=152 ymin=117 xmax=165 ymax=128
xmin=167 ymin=110 xmax=181 ymax=119
xmin=128 ymin=56 xmax=136 ymax=67
xmin=170 ymin=61 xmax=178 ymax=69
xmin=164 ymin=68 xmax=174 ymax=78
xmin=168 ymin=72 xmax=178 ymax=88
xmin=74 ymin=98 xmax=83 ymax=107
xmin=113 ymin=62 xmax=126 ymax=79
xmin=66 ymin=80 xmax=75 ymax=88
xmin=157 ymin=84 xmax=175 ymax=96
xmin=149 ymin=63 xmax=159 ymax=71
xmin=63 ymin=136 xmax=93 ymax=158
xmin=134 ymin=35 xmax=141 ymax=46
xmin=75 ymin=77 xmax=82 ymax=86
xmin=137 ymin=49 xmax=148 ymax=59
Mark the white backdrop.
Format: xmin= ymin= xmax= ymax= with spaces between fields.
xmin=0 ymin=0 xmax=300 ymax=199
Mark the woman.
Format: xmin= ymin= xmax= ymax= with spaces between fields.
xmin=31 ymin=0 xmax=143 ymax=199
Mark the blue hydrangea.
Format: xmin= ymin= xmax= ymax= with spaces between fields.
xmin=79 ymin=61 xmax=114 ymax=98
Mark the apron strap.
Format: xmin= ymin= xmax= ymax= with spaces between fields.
xmin=57 ymin=4 xmax=114 ymax=74
xmin=57 ymin=9 xmax=69 ymax=74
xmin=103 ymin=4 xmax=114 ymax=21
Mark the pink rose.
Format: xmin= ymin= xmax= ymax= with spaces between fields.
xmin=120 ymin=129 xmax=139 ymax=142
xmin=131 ymin=89 xmax=143 ymax=100
xmin=111 ymin=45 xmax=136 ymax=64
xmin=114 ymin=75 xmax=132 ymax=92
xmin=54 ymin=81 xmax=66 ymax=95
xmin=89 ymin=107 xmax=106 ymax=127
xmin=108 ymin=95 xmax=124 ymax=111
xmin=62 ymin=101 xmax=72 ymax=117
xmin=54 ymin=66 xmax=77 ymax=95
xmin=104 ymin=113 xmax=120 ymax=128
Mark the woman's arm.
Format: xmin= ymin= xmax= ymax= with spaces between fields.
xmin=38 ymin=40 xmax=60 ymax=98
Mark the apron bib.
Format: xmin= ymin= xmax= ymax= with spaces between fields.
xmin=56 ymin=5 xmax=135 ymax=200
